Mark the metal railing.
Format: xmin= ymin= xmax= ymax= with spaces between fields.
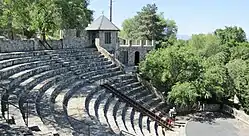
xmin=38 ymin=39 xmax=53 ymax=50
xmin=100 ymin=75 xmax=170 ymax=117
xmin=99 ymin=77 xmax=173 ymax=131
xmin=136 ymin=73 xmax=165 ymax=102
xmin=120 ymin=130 xmax=136 ymax=136
xmin=0 ymin=85 xmax=31 ymax=127
xmin=0 ymin=86 xmax=10 ymax=123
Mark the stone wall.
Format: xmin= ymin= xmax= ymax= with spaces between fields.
xmin=95 ymin=38 xmax=124 ymax=70
xmin=0 ymin=36 xmax=90 ymax=53
xmin=0 ymin=29 xmax=90 ymax=53
xmin=0 ymin=39 xmax=36 ymax=52
xmin=63 ymin=37 xmax=89 ymax=49
xmin=222 ymin=105 xmax=249 ymax=125
xmin=118 ymin=45 xmax=154 ymax=66
xmin=176 ymin=104 xmax=221 ymax=114
xmin=98 ymin=31 xmax=118 ymax=52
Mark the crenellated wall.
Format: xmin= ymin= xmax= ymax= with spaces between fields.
xmin=117 ymin=39 xmax=155 ymax=66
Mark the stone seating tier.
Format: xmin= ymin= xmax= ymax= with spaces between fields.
xmin=0 ymin=48 xmax=174 ymax=136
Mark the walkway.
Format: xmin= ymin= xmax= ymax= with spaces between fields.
xmin=186 ymin=112 xmax=249 ymax=136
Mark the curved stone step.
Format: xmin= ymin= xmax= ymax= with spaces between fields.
xmin=84 ymin=88 xmax=101 ymax=116
xmin=104 ymin=95 xmax=120 ymax=133
xmin=138 ymin=112 xmax=152 ymax=136
xmin=137 ymin=94 xmax=156 ymax=104
xmin=115 ymin=102 xmax=127 ymax=132
xmin=156 ymin=122 xmax=166 ymax=136
xmin=52 ymin=87 xmax=76 ymax=136
xmin=148 ymin=117 xmax=157 ymax=136
xmin=131 ymin=109 xmax=145 ymax=136
xmin=87 ymin=90 xmax=105 ymax=119
xmin=94 ymin=92 xmax=108 ymax=121
xmin=21 ymin=76 xmax=62 ymax=135
xmin=111 ymin=78 xmax=137 ymax=88
xmin=0 ymin=55 xmax=49 ymax=69
xmin=0 ymin=51 xmax=46 ymax=61
xmin=125 ymin=86 xmax=145 ymax=97
xmin=0 ymin=60 xmax=54 ymax=81
xmin=117 ymin=82 xmax=141 ymax=91
xmin=38 ymin=81 xmax=75 ymax=136
xmin=66 ymin=84 xmax=113 ymax=135
xmin=19 ymin=67 xmax=68 ymax=91
xmin=122 ymin=106 xmax=136 ymax=135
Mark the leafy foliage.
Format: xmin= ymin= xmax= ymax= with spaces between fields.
xmin=56 ymin=0 xmax=93 ymax=30
xmin=30 ymin=0 xmax=60 ymax=40
xmin=120 ymin=3 xmax=177 ymax=48
xmin=139 ymin=27 xmax=249 ymax=113
xmin=214 ymin=26 xmax=247 ymax=45
xmin=168 ymin=82 xmax=198 ymax=106
xmin=0 ymin=0 xmax=93 ymax=39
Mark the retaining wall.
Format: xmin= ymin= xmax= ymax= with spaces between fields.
xmin=222 ymin=105 xmax=249 ymax=125
xmin=0 ymin=37 xmax=90 ymax=53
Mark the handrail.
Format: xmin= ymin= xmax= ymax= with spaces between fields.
xmin=136 ymin=73 xmax=165 ymax=102
xmin=100 ymin=78 xmax=173 ymax=131
xmin=120 ymin=130 xmax=136 ymax=136
xmin=38 ymin=39 xmax=53 ymax=50
xmin=44 ymin=39 xmax=53 ymax=50
xmin=106 ymin=76 xmax=170 ymax=117
xmin=95 ymin=38 xmax=125 ymax=71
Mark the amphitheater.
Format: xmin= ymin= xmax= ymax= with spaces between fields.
xmin=0 ymin=16 xmax=185 ymax=136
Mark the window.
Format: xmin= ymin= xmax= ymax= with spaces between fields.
xmin=105 ymin=32 xmax=111 ymax=44
xmin=116 ymin=32 xmax=119 ymax=43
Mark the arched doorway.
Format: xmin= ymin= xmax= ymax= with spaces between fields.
xmin=135 ymin=51 xmax=140 ymax=65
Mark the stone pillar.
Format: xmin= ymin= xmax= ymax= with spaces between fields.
xmin=152 ymin=40 xmax=155 ymax=46
xmin=146 ymin=40 xmax=148 ymax=46
xmin=129 ymin=40 xmax=132 ymax=47
xmin=140 ymin=40 xmax=143 ymax=47
xmin=126 ymin=39 xmax=129 ymax=45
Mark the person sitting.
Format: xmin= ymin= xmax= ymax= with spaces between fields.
xmin=169 ymin=107 xmax=177 ymax=125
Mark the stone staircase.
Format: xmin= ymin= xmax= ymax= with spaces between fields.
xmin=0 ymin=48 xmax=181 ymax=136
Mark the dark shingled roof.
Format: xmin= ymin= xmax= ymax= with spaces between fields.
xmin=85 ymin=15 xmax=120 ymax=31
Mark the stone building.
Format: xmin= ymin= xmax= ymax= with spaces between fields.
xmin=86 ymin=15 xmax=155 ymax=67
xmin=0 ymin=15 xmax=155 ymax=66
xmin=85 ymin=15 xmax=119 ymax=54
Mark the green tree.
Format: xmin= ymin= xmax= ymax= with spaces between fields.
xmin=139 ymin=26 xmax=249 ymax=112
xmin=214 ymin=26 xmax=247 ymax=45
xmin=30 ymin=0 xmax=60 ymax=41
xmin=12 ymin=0 xmax=36 ymax=38
xmin=226 ymin=59 xmax=249 ymax=112
xmin=0 ymin=0 xmax=15 ymax=39
xmin=139 ymin=45 xmax=202 ymax=93
xmin=119 ymin=16 xmax=139 ymax=40
xmin=0 ymin=0 xmax=36 ymax=39
xmin=56 ymin=0 xmax=93 ymax=34
xmin=230 ymin=44 xmax=249 ymax=60
xmin=120 ymin=3 xmax=178 ymax=48
xmin=167 ymin=82 xmax=199 ymax=106
xmin=0 ymin=0 xmax=93 ymax=39
xmin=136 ymin=3 xmax=162 ymax=40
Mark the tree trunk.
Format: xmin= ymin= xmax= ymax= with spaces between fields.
xmin=42 ymin=30 xmax=46 ymax=41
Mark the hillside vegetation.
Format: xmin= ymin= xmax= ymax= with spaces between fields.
xmin=120 ymin=3 xmax=249 ymax=114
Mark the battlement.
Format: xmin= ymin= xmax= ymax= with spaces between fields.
xmin=119 ymin=39 xmax=155 ymax=47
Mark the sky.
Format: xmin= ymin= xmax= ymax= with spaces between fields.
xmin=88 ymin=0 xmax=249 ymax=37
